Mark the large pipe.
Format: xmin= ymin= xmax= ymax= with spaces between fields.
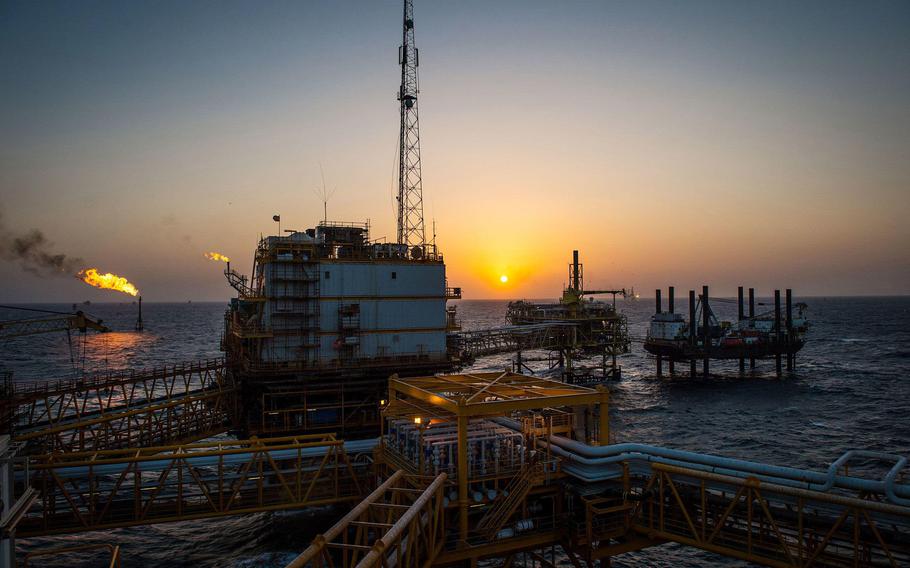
xmin=557 ymin=443 xmax=910 ymax=502
xmin=490 ymin=417 xmax=910 ymax=503
xmin=572 ymin=250 xmax=580 ymax=291
xmin=134 ymin=296 xmax=143 ymax=332
xmin=29 ymin=438 xmax=379 ymax=479
xmin=548 ymin=441 xmax=910 ymax=503
xmin=652 ymin=462 xmax=910 ymax=515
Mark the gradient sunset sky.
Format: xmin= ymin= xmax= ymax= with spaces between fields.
xmin=1 ymin=0 xmax=908 ymax=302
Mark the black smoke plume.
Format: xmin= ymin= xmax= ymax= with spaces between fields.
xmin=0 ymin=211 xmax=83 ymax=277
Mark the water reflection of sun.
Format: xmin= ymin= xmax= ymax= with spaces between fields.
xmin=81 ymin=331 xmax=156 ymax=369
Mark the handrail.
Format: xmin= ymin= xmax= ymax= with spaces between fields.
xmin=8 ymin=358 xmax=225 ymax=397
xmin=355 ymin=472 xmax=448 ymax=568
xmin=286 ymin=471 xmax=405 ymax=568
xmin=476 ymin=463 xmax=535 ymax=536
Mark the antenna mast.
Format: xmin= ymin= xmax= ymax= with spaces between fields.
xmin=397 ymin=0 xmax=425 ymax=249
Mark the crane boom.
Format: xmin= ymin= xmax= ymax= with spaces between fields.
xmin=0 ymin=312 xmax=109 ymax=340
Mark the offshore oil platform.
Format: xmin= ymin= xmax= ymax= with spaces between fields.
xmin=220 ymin=221 xmax=460 ymax=438
xmin=645 ymin=286 xmax=810 ymax=377
xmin=1 ymin=2 xmax=908 ymax=567
xmin=504 ymin=250 xmax=630 ymax=382
xmin=447 ymin=250 xmax=630 ymax=384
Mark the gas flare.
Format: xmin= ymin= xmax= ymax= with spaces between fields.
xmin=204 ymin=252 xmax=230 ymax=263
xmin=77 ymin=268 xmax=140 ymax=296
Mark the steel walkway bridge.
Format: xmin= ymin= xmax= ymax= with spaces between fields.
xmin=15 ymin=435 xmax=375 ymax=537
xmin=2 ymin=359 xmax=231 ymax=454
xmin=449 ymin=323 xmax=577 ymax=359
xmin=449 ymin=323 xmax=626 ymax=381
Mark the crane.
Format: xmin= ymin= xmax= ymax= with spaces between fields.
xmin=0 ymin=308 xmax=109 ymax=340
xmin=0 ymin=306 xmax=110 ymax=389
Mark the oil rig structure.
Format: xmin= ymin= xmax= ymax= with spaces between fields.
xmin=1 ymin=2 xmax=908 ymax=568
xmin=3 ymin=364 xmax=909 ymax=568
xmin=504 ymin=250 xmax=631 ymax=382
xmin=221 ymin=221 xmax=460 ymax=438
xmin=645 ymin=286 xmax=809 ymax=378
xmin=219 ymin=0 xmax=458 ymax=439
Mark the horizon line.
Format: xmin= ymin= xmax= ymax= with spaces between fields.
xmin=2 ymin=293 xmax=909 ymax=305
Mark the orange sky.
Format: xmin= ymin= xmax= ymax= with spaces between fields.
xmin=1 ymin=1 xmax=908 ymax=302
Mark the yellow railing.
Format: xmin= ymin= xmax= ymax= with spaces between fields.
xmin=288 ymin=471 xmax=447 ymax=568
xmin=632 ymin=463 xmax=910 ymax=567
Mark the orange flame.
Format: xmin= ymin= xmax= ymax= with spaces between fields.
xmin=204 ymin=252 xmax=230 ymax=263
xmin=77 ymin=268 xmax=139 ymax=296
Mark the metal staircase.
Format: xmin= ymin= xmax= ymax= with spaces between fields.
xmin=475 ymin=460 xmax=542 ymax=539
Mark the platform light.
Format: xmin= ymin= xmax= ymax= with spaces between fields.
xmin=414 ymin=417 xmax=422 ymax=425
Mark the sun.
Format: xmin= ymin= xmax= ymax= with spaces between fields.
xmin=500 ymin=275 xmax=508 ymax=283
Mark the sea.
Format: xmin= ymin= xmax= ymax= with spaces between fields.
xmin=3 ymin=297 xmax=909 ymax=567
